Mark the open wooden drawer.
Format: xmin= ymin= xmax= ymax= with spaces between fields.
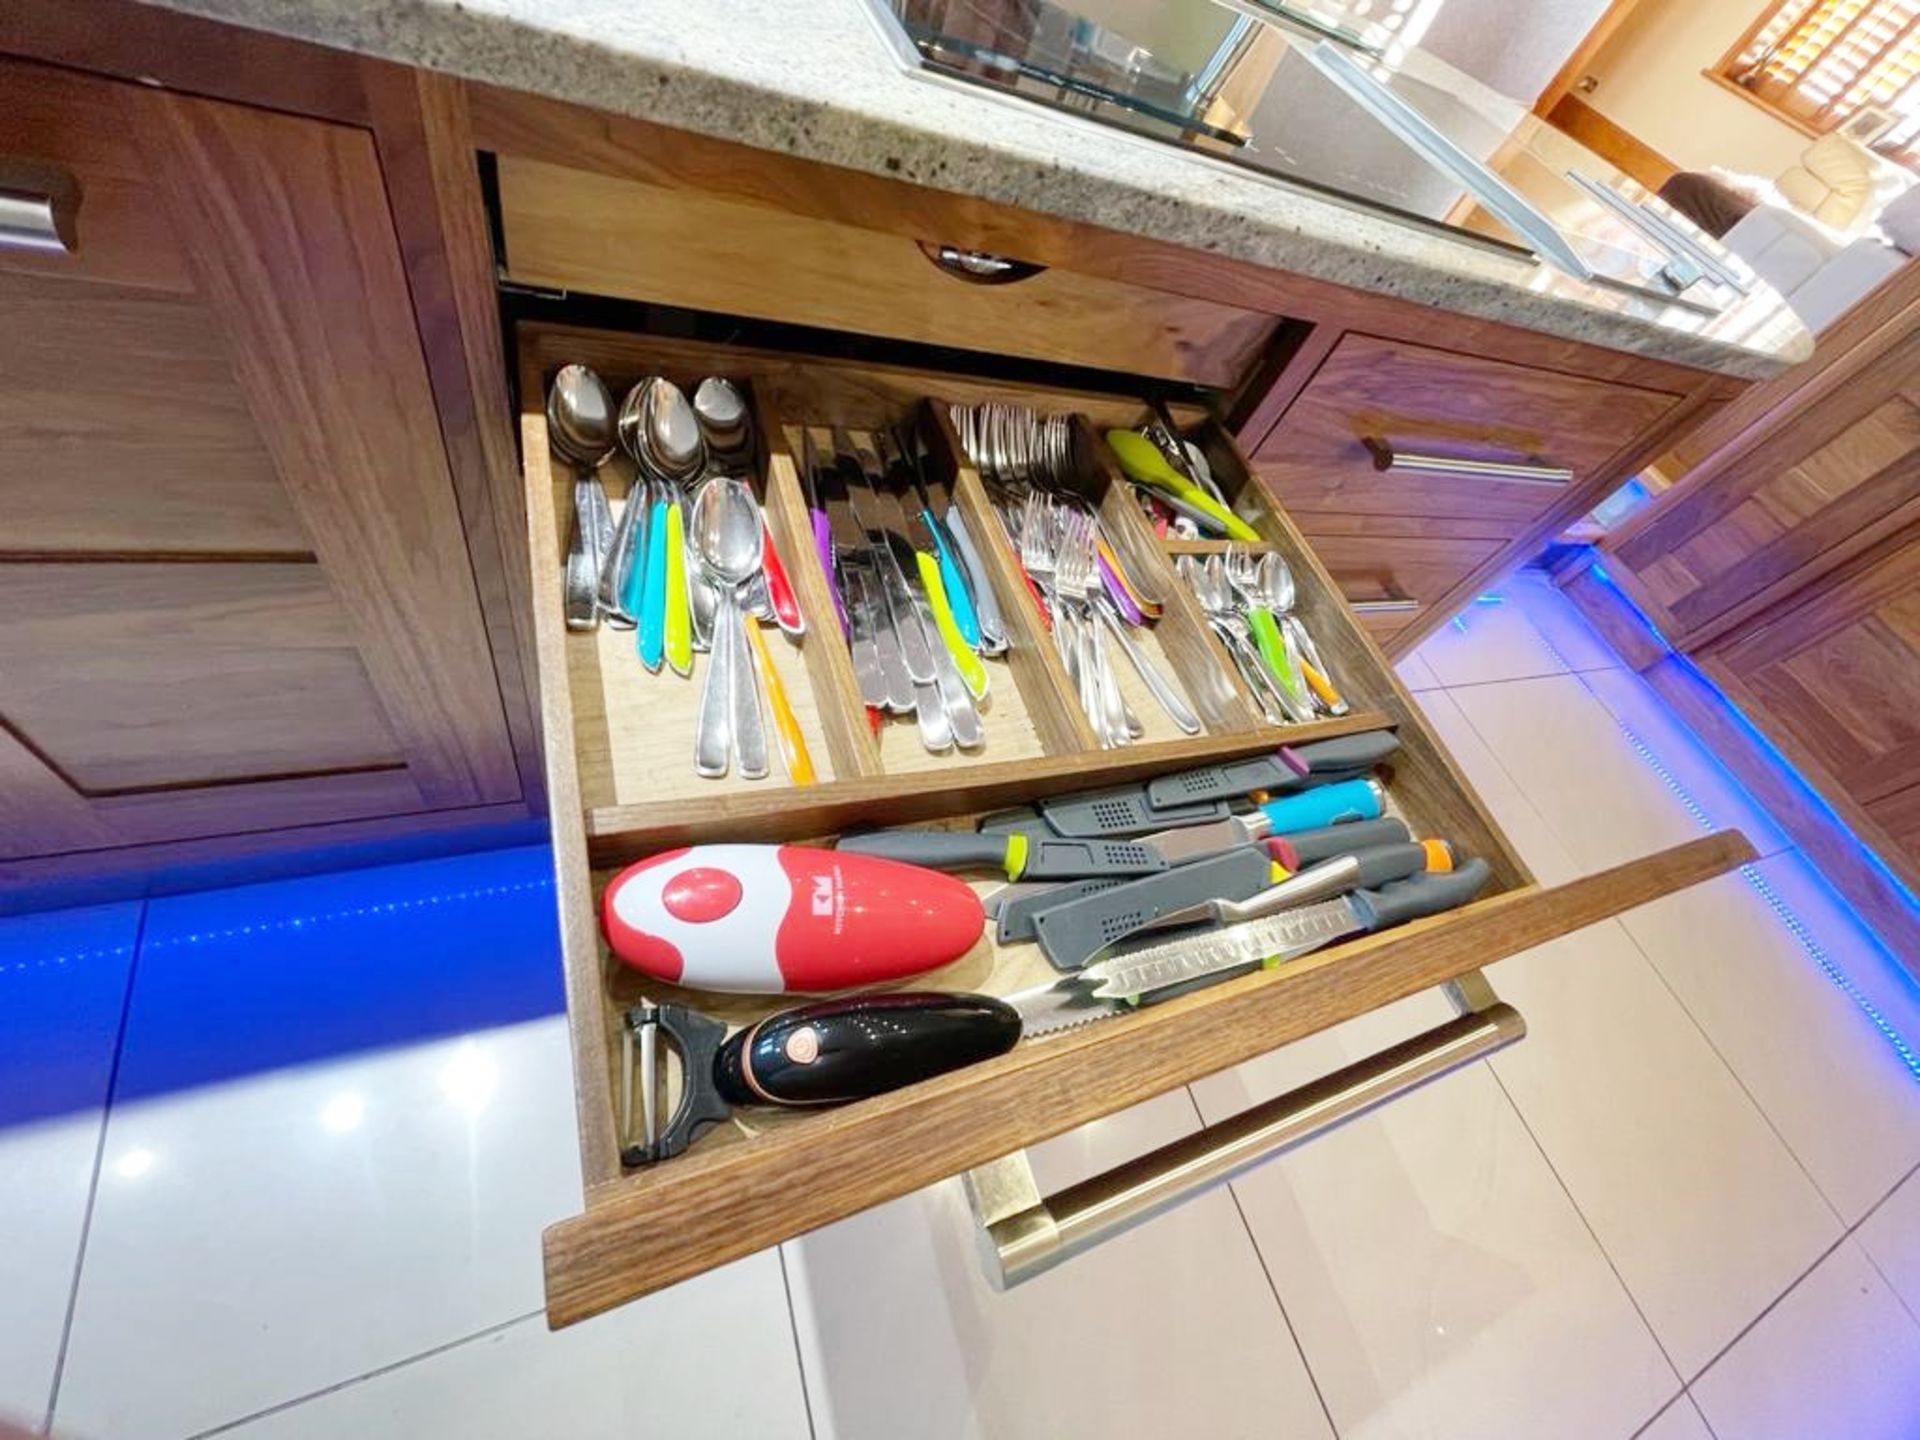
xmin=516 ymin=320 xmax=1755 ymax=1327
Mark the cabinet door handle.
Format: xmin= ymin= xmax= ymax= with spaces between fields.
xmin=1364 ymin=438 xmax=1573 ymax=487
xmin=965 ymin=972 xmax=1523 ymax=1286
xmin=0 ymin=175 xmax=79 ymax=255
xmin=918 ymin=242 xmax=1046 ymax=285
xmin=1350 ymin=594 xmax=1422 ymax=616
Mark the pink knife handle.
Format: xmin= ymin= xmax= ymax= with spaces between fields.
xmin=761 ymin=521 xmax=804 ymax=633
xmin=811 ymin=508 xmax=848 ymax=635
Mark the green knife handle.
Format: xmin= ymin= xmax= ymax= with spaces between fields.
xmin=837 ymin=830 xmax=1014 ymax=877
xmin=1246 ymin=608 xmax=1299 ymax=696
xmin=915 ymin=549 xmax=988 ymax=699
xmin=1353 ymin=858 xmax=1492 ymax=930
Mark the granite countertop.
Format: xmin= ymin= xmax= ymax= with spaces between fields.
xmin=135 ymin=0 xmax=1813 ymax=379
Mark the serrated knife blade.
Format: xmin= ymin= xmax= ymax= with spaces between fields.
xmin=1003 ymin=980 xmax=1128 ymax=1037
xmin=1087 ymin=897 xmax=1360 ymax=999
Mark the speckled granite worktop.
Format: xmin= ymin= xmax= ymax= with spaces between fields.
xmin=135 ymin=0 xmax=1812 ymax=379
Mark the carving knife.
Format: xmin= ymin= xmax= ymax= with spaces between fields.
xmin=1006 ymin=859 xmax=1493 ymax=1036
xmin=1142 ymin=777 xmax=1385 ymax=864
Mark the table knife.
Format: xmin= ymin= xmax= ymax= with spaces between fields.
xmin=800 ymin=427 xmax=849 ymax=637
xmin=1006 ymin=859 xmax=1492 ymax=1036
xmin=893 ymin=426 xmax=982 ymax=649
xmin=837 ymin=829 xmax=1169 ymax=880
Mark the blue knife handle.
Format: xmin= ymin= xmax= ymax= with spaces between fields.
xmin=927 ymin=509 xmax=980 ymax=648
xmin=1257 ymin=777 xmax=1384 ymax=834
xmin=637 ymin=497 xmax=670 ymax=670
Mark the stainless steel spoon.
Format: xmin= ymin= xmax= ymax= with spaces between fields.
xmin=691 ymin=477 xmax=769 ymax=780
xmin=547 ymin=364 xmax=617 ymax=631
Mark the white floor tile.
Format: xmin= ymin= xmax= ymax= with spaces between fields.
xmin=1190 ymin=992 xmax=1679 ymax=1440
xmin=0 ymin=901 xmax=140 ymax=1431
xmin=786 ymin=1089 xmax=1335 ymax=1440
xmin=1501 ymin=569 xmax=1625 ymax=675
xmin=1635 ymin=1395 xmax=1714 ymax=1440
xmin=1448 ymin=674 xmax=1789 ymax=878
xmin=1412 ymin=592 xmax=1573 ymax=688
xmin=1691 ymin=1240 xmax=1920 ymax=1440
xmin=1858 ymin=1166 xmax=1920 ymax=1320
xmin=1410 ymin=688 xmax=1582 ymax=886
xmin=1395 ymin=649 xmax=1443 ymax=693
xmin=211 ymin=1253 xmax=810 ymax=1440
xmin=1485 ymin=919 xmax=1842 ymax=1378
xmin=55 ymin=849 xmax=580 ymax=1440
xmin=1620 ymin=854 xmax=1920 ymax=1224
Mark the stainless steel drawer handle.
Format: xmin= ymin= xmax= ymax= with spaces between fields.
xmin=918 ymin=242 xmax=1046 ymax=285
xmin=1364 ymin=438 xmax=1573 ymax=487
xmin=1350 ymin=594 xmax=1421 ymax=616
xmin=965 ymin=972 xmax=1524 ymax=1287
xmin=0 ymin=177 xmax=78 ymax=255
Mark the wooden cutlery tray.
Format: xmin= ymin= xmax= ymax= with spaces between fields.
xmin=516 ymin=320 xmax=1756 ymax=1327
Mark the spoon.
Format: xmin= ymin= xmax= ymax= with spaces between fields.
xmin=547 ymin=365 xmax=617 ymax=632
xmin=651 ymin=381 xmax=705 ymax=678
xmin=692 ymin=477 xmax=769 ymax=780
xmin=1261 ymin=552 xmax=1348 ymax=715
xmin=695 ymin=378 xmax=805 ymax=638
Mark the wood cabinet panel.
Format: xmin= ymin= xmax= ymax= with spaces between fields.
xmin=1292 ymin=531 xmax=1506 ymax=612
xmin=0 ymin=56 xmax=520 ymax=867
xmin=1706 ymin=530 xmax=1920 ymax=880
xmin=0 ymin=564 xmax=403 ymax=794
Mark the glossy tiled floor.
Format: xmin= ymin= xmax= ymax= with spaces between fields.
xmin=5 ymin=570 xmax=1918 ymax=1439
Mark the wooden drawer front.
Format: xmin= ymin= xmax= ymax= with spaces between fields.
xmin=1293 ymin=532 xmax=1504 ymax=614
xmin=1252 ymin=333 xmax=1681 ymax=525
xmin=518 ymin=320 xmax=1753 ymax=1324
xmin=494 ymin=156 xmax=1279 ymax=387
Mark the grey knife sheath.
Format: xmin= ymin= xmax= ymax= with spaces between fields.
xmin=836 ymin=830 xmax=1169 ymax=879
xmin=995 ymin=876 xmax=1129 ymax=944
xmin=1032 ymin=843 xmax=1277 ymax=972
xmin=1283 ymin=816 xmax=1410 ymax=867
xmin=1037 ymin=784 xmax=1233 ymax=838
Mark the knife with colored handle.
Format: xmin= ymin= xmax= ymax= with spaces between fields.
xmin=1105 ymin=429 xmax=1260 ymax=541
xmin=1126 ymin=841 xmax=1449 ymax=942
xmin=759 ymin=521 xmax=805 ymax=637
xmin=1006 ymin=859 xmax=1492 ymax=1034
xmin=1143 ymin=777 xmax=1386 ymax=863
xmin=1030 ymin=842 xmax=1284 ymax=970
xmin=837 ymin=829 xmax=1169 ymax=880
xmin=1270 ymin=816 xmax=1412 ymax=870
xmin=944 ymin=507 xmax=1008 ymax=655
xmin=636 ymin=488 xmax=671 ymax=670
xmin=745 ymin=618 xmax=816 ymax=785
xmin=800 ymin=428 xmax=848 ymax=637
xmin=894 ymin=428 xmax=981 ymax=650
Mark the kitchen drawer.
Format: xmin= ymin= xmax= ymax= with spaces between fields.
xmin=493 ymin=155 xmax=1280 ymax=388
xmin=517 ymin=320 xmax=1754 ymax=1325
xmin=1251 ymin=333 xmax=1682 ymax=527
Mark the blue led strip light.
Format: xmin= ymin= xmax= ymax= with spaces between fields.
xmin=4 ymin=941 xmax=136 ymax=977
xmin=145 ymin=877 xmax=555 ymax=952
xmin=1538 ymin=559 xmax=1920 ymax=1080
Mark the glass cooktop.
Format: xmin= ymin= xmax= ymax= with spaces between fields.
xmin=867 ymin=0 xmax=1753 ymax=312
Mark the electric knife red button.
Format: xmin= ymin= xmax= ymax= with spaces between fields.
xmin=661 ymin=866 xmax=745 ymax=923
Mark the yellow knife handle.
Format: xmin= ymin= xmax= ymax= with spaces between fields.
xmin=1302 ymin=657 xmax=1344 ymax=711
xmin=664 ymin=502 xmax=692 ymax=676
xmin=915 ymin=549 xmax=989 ymax=700
xmin=746 ymin=620 xmax=816 ymax=786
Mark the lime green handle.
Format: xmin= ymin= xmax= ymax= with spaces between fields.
xmin=1105 ymin=430 xmax=1260 ymax=542
xmin=916 ymin=549 xmax=988 ymax=699
xmin=663 ymin=501 xmax=692 ymax=677
xmin=1247 ymin=607 xmax=1305 ymax=706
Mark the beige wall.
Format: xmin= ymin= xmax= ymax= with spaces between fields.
xmin=1585 ymin=0 xmax=1808 ymax=177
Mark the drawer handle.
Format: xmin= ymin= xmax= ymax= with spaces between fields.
xmin=0 ymin=173 xmax=79 ymax=255
xmin=965 ymin=972 xmax=1523 ymax=1286
xmin=1349 ymin=593 xmax=1422 ymax=616
xmin=1364 ymin=438 xmax=1573 ymax=487
xmin=918 ymin=242 xmax=1046 ymax=286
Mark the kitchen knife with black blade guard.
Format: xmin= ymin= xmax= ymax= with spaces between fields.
xmin=1144 ymin=732 xmax=1401 ymax=808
